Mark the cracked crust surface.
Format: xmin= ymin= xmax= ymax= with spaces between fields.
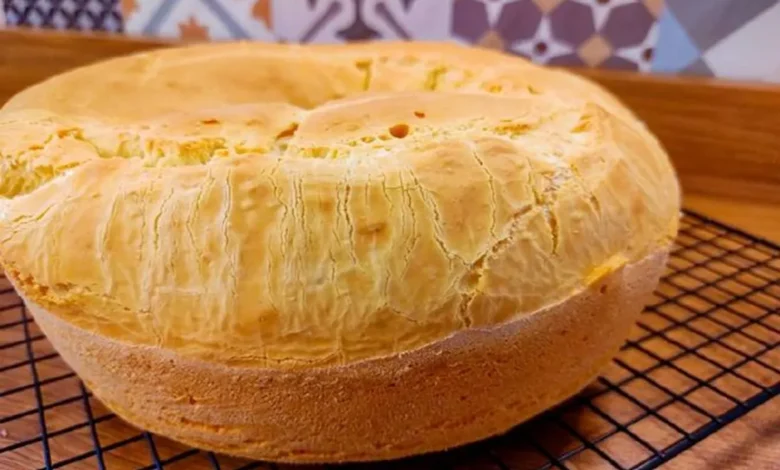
xmin=0 ymin=41 xmax=679 ymax=366
xmin=0 ymin=41 xmax=679 ymax=368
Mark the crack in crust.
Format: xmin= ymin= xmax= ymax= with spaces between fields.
xmin=0 ymin=41 xmax=681 ymax=370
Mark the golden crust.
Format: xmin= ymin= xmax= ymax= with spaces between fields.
xmin=24 ymin=249 xmax=667 ymax=463
xmin=0 ymin=40 xmax=681 ymax=462
xmin=0 ymin=41 xmax=679 ymax=368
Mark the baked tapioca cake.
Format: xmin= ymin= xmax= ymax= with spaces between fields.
xmin=0 ymin=41 xmax=680 ymax=463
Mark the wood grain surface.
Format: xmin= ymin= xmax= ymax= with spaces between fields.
xmin=576 ymin=68 xmax=780 ymax=242
xmin=576 ymin=68 xmax=780 ymax=205
xmin=0 ymin=28 xmax=778 ymax=470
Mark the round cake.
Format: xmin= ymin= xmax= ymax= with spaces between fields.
xmin=0 ymin=42 xmax=680 ymax=462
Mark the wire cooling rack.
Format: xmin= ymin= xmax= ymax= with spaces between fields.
xmin=0 ymin=210 xmax=778 ymax=470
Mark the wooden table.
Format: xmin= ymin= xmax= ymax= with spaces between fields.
xmin=0 ymin=28 xmax=778 ymax=470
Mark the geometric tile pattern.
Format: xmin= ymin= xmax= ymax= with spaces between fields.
xmin=653 ymin=0 xmax=780 ymax=82
xmin=2 ymin=0 xmax=780 ymax=82
xmin=271 ymin=0 xmax=455 ymax=43
xmin=3 ymin=0 xmax=122 ymax=33
xmin=122 ymin=0 xmax=274 ymax=41
xmin=452 ymin=0 xmax=663 ymax=72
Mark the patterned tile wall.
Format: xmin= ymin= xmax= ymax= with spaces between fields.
xmin=2 ymin=0 xmax=780 ymax=83
xmin=4 ymin=0 xmax=122 ymax=32
xmin=653 ymin=0 xmax=780 ymax=82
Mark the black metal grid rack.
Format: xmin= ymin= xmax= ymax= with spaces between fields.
xmin=0 ymin=210 xmax=778 ymax=470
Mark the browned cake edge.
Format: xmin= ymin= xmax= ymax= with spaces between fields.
xmin=19 ymin=248 xmax=667 ymax=463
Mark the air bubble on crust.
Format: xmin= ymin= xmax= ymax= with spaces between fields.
xmin=388 ymin=124 xmax=410 ymax=139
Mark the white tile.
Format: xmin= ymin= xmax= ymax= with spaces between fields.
xmin=768 ymin=62 xmax=780 ymax=83
xmin=272 ymin=0 xmax=350 ymax=43
xmin=703 ymin=2 xmax=780 ymax=82
xmin=219 ymin=0 xmax=275 ymax=40
xmin=572 ymin=0 xmax=636 ymax=31
xmin=124 ymin=0 xmax=166 ymax=35
xmin=155 ymin=0 xmax=231 ymax=40
xmin=483 ymin=0 xmax=506 ymax=26
xmin=363 ymin=0 xmax=453 ymax=40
